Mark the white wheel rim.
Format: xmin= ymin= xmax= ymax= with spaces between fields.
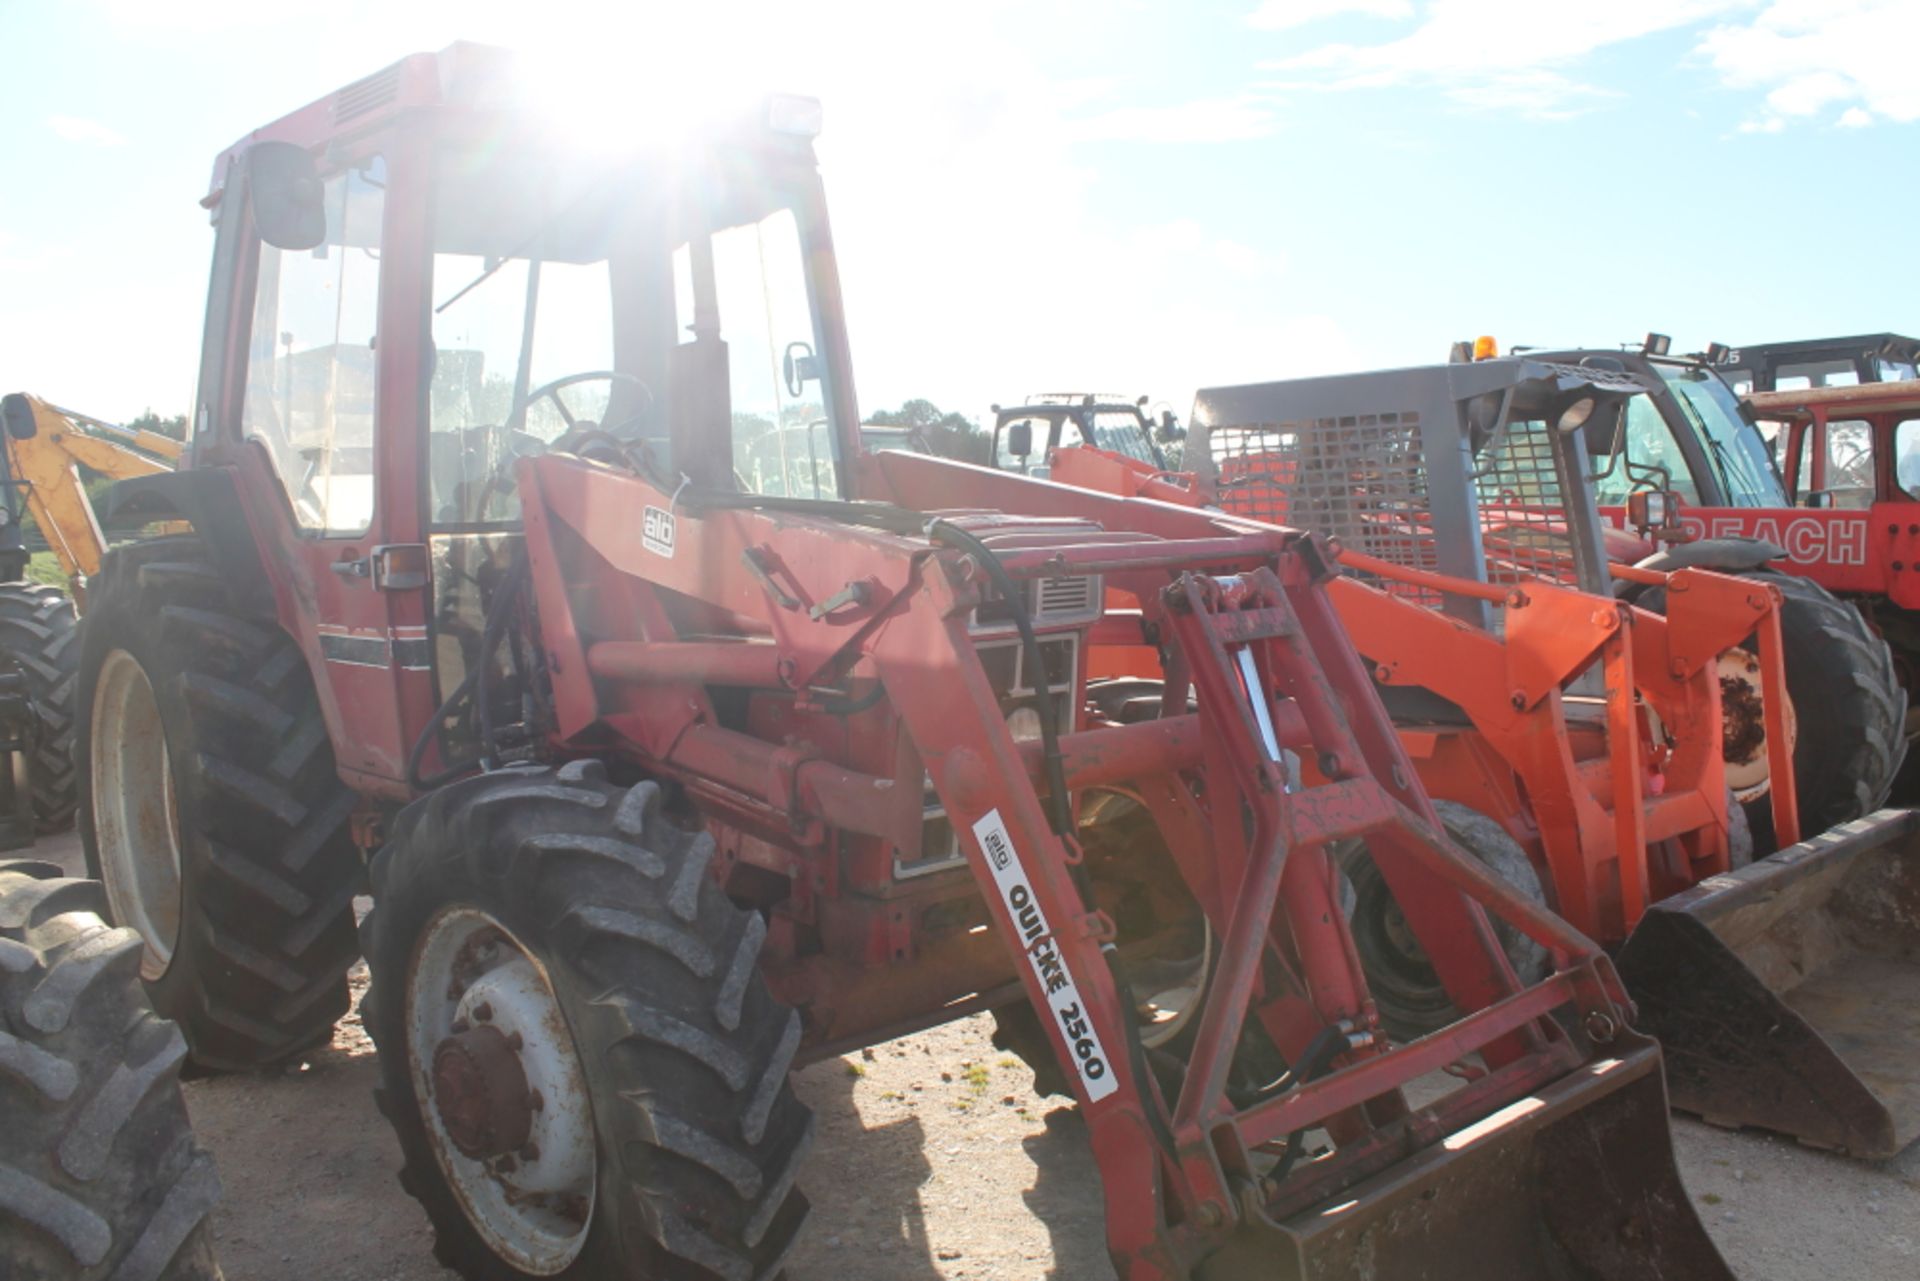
xmin=90 ymin=649 xmax=182 ymax=981
xmin=1718 ymin=648 xmax=1797 ymax=802
xmin=1134 ymin=920 xmax=1212 ymax=1051
xmin=406 ymin=905 xmax=595 ymax=1274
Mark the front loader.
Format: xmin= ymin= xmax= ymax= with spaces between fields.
xmin=1174 ymin=359 xmax=1920 ymax=1157
xmin=70 ymin=44 xmax=1730 ymax=1279
xmin=0 ymin=393 xmax=181 ymax=835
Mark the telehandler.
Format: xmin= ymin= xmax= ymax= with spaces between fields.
xmin=1003 ymin=366 xmax=1920 ymax=1158
xmin=0 ymin=393 xmax=182 ymax=832
xmin=75 ymin=44 xmax=1730 ymax=1279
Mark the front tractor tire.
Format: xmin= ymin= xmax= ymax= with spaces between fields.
xmin=1340 ymin=800 xmax=1548 ymax=1042
xmin=1749 ymin=571 xmax=1907 ymax=835
xmin=0 ymin=581 xmax=82 ymax=833
xmin=1645 ymin=569 xmax=1907 ymax=842
xmin=0 ymin=860 xmax=222 ymax=1281
xmin=361 ymin=764 xmax=813 ymax=1281
xmin=76 ymin=542 xmax=361 ymax=1070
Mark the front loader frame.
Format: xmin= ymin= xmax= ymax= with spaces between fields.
xmin=512 ymin=447 xmax=1663 ymax=1275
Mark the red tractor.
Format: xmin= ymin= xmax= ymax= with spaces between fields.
xmin=73 ymin=46 xmax=1729 ymax=1279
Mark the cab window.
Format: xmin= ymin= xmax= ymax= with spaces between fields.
xmin=1821 ymin=420 xmax=1874 ymax=508
xmin=1895 ymin=419 xmax=1920 ymax=500
xmin=241 ymin=159 xmax=385 ymax=536
xmin=1591 ymin=396 xmax=1700 ymax=506
xmin=426 ymin=147 xmax=619 ymax=527
xmin=674 ymin=207 xmax=833 ymax=498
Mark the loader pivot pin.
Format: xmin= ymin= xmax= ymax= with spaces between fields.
xmin=432 ymin=1024 xmax=535 ymax=1159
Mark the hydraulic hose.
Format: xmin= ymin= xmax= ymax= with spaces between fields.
xmin=405 ymin=556 xmax=529 ymax=791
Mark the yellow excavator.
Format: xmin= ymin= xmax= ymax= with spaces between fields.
xmin=0 ymin=392 xmax=180 ymax=830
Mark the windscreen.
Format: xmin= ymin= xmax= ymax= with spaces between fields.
xmin=1658 ymin=365 xmax=1787 ymax=507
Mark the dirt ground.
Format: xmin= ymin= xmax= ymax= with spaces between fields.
xmin=45 ymin=834 xmax=1920 ymax=1280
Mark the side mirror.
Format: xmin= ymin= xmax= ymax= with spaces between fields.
xmin=1805 ymin=490 xmax=1836 ymax=509
xmin=246 ymin=141 xmax=326 ymax=251
xmin=0 ymin=394 xmax=37 ymax=441
xmin=782 ymin=342 xmax=820 ymax=397
xmin=1156 ymin=410 xmax=1185 ymax=442
xmin=1006 ymin=420 xmax=1033 ymax=458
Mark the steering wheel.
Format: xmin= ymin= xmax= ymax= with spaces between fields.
xmin=506 ymin=370 xmax=655 ymax=446
xmin=459 ymin=371 xmax=657 ymax=522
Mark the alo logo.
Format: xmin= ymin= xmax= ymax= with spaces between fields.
xmin=642 ymin=506 xmax=676 ymax=558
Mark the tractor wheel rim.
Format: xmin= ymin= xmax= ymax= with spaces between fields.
xmin=1718 ymin=648 xmax=1796 ymax=802
xmin=90 ymin=649 xmax=182 ymax=980
xmin=1134 ymin=920 xmax=1212 ymax=1051
xmin=407 ymin=906 xmax=595 ymax=1274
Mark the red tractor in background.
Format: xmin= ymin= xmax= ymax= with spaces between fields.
xmin=66 ymin=45 xmax=1731 ymax=1281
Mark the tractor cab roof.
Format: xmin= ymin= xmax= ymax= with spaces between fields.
xmin=1746 ymin=381 xmax=1920 ymax=421
xmin=205 ymin=42 xmax=822 ymax=205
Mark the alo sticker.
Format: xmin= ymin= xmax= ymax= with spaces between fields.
xmin=643 ymin=506 xmax=676 ymax=558
xmin=971 ymin=809 xmax=1118 ymax=1103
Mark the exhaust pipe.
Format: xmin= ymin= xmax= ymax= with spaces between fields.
xmin=1617 ymin=809 xmax=1920 ymax=1157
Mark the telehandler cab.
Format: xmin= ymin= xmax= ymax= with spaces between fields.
xmin=75 ymin=45 xmax=1730 ymax=1279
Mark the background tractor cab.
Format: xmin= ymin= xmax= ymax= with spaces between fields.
xmin=1715 ymin=332 xmax=1920 ymax=395
xmin=989 ymin=393 xmax=1181 ymax=477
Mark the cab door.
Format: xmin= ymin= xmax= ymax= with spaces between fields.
xmin=220 ymin=140 xmax=432 ymax=794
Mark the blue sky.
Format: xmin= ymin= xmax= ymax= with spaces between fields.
xmin=0 ymin=0 xmax=1912 ymax=424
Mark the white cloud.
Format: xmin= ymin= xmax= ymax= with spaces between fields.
xmin=48 ymin=115 xmax=126 ymax=146
xmin=1837 ymin=105 xmax=1873 ymax=127
xmin=1064 ymin=97 xmax=1281 ymax=143
xmin=1696 ymin=0 xmax=1920 ymax=130
xmin=1266 ymin=0 xmax=1751 ymax=116
xmin=1246 ymin=0 xmax=1413 ymax=31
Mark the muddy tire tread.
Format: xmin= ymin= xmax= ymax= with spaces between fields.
xmin=0 ymin=861 xmax=221 ymax=1281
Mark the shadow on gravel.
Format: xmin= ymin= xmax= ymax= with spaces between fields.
xmin=1023 ymin=1106 xmax=1115 ymax=1281
xmin=787 ymin=1062 xmax=945 ymax=1278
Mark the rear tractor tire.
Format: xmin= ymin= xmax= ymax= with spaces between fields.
xmin=0 ymin=860 xmax=222 ymax=1281
xmin=76 ymin=541 xmax=361 ymax=1070
xmin=0 ymin=582 xmax=81 ymax=833
xmin=361 ymin=763 xmax=813 ymax=1281
xmin=1339 ymin=800 xmax=1548 ymax=1043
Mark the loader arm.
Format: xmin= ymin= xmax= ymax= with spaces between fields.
xmin=3 ymin=394 xmax=177 ymax=591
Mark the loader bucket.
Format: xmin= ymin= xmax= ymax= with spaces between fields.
xmin=1616 ymin=809 xmax=1920 ymax=1157
xmin=1197 ymin=1039 xmax=1731 ymax=1280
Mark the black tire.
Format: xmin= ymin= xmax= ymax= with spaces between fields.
xmin=76 ymin=539 xmax=360 ymax=1070
xmin=1339 ymin=800 xmax=1548 ymax=1042
xmin=1642 ymin=569 xmax=1906 ymax=841
xmin=0 ymin=582 xmax=81 ymax=833
xmin=0 ymin=860 xmax=222 ymax=1281
xmin=362 ymin=763 xmax=813 ymax=1281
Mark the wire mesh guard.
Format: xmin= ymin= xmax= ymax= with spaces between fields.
xmin=1470 ymin=417 xmax=1583 ymax=590
xmin=1205 ymin=410 xmax=1583 ymax=602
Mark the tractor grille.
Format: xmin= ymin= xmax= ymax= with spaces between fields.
xmin=1209 ymin=411 xmax=1446 ymax=607
xmin=972 ymin=572 xmax=1100 ymax=630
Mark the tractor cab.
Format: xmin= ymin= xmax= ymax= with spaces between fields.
xmin=1715 ymin=332 xmax=1920 ymax=394
xmin=167 ymin=42 xmax=861 ymax=786
xmin=989 ymin=393 xmax=1179 ymax=476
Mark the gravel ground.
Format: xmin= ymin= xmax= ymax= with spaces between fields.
xmin=43 ymin=833 xmax=1920 ymax=1279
